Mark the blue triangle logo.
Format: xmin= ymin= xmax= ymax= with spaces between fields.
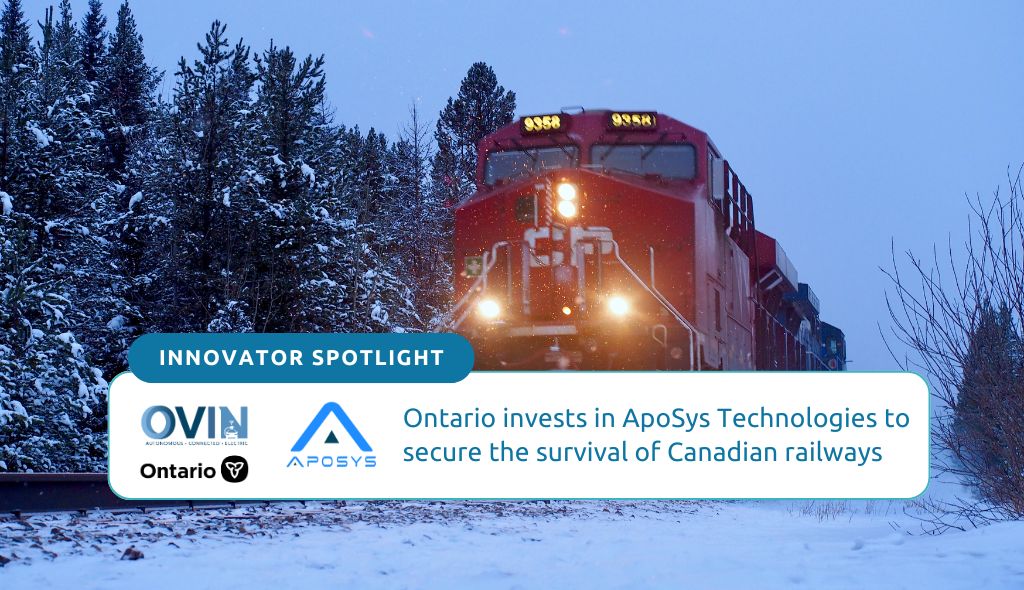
xmin=291 ymin=402 xmax=372 ymax=453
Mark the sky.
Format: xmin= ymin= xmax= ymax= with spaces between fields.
xmin=61 ymin=0 xmax=1024 ymax=370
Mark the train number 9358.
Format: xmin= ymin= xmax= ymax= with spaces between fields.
xmin=522 ymin=114 xmax=562 ymax=133
xmin=610 ymin=112 xmax=657 ymax=129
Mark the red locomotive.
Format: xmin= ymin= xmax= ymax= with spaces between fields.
xmin=451 ymin=109 xmax=846 ymax=371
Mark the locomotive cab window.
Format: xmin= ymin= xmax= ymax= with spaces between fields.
xmin=484 ymin=146 xmax=579 ymax=186
xmin=591 ymin=143 xmax=696 ymax=180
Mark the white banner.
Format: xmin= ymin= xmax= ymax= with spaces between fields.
xmin=108 ymin=372 xmax=929 ymax=499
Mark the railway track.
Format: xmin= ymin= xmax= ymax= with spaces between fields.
xmin=0 ymin=473 xmax=245 ymax=516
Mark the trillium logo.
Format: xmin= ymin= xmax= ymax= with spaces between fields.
xmin=220 ymin=455 xmax=249 ymax=482
xmin=288 ymin=402 xmax=376 ymax=468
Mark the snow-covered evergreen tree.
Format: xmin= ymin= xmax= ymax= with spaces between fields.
xmin=97 ymin=0 xmax=158 ymax=180
xmin=134 ymin=21 xmax=257 ymax=333
xmin=245 ymin=42 xmax=345 ymax=333
xmin=78 ymin=0 xmax=106 ymax=87
xmin=347 ymin=127 xmax=419 ymax=332
xmin=430 ymin=62 xmax=515 ymax=207
xmin=422 ymin=63 xmax=515 ymax=326
xmin=93 ymin=1 xmax=159 ymax=356
xmin=0 ymin=0 xmax=107 ymax=472
xmin=0 ymin=210 xmax=108 ymax=471
xmin=392 ymin=104 xmax=450 ymax=327
xmin=0 ymin=6 xmax=517 ymax=472
xmin=29 ymin=2 xmax=128 ymax=378
xmin=0 ymin=0 xmax=34 ymax=196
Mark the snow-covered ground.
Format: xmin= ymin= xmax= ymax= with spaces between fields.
xmin=1 ymin=499 xmax=1021 ymax=589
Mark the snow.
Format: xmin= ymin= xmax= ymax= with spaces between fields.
xmin=0 ymin=500 xmax=1021 ymax=589
xmin=300 ymin=162 xmax=316 ymax=184
xmin=106 ymin=315 xmax=127 ymax=331
xmin=55 ymin=332 xmax=83 ymax=357
xmin=371 ymin=300 xmax=389 ymax=324
xmin=26 ymin=123 xmax=51 ymax=148
xmin=1 ymin=191 xmax=12 ymax=215
xmin=127 ymin=192 xmax=143 ymax=212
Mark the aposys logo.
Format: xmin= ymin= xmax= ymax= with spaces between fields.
xmin=288 ymin=402 xmax=376 ymax=468
xmin=220 ymin=455 xmax=249 ymax=482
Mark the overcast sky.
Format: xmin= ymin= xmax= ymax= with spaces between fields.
xmin=62 ymin=0 xmax=1024 ymax=370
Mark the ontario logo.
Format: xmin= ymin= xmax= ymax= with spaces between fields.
xmin=141 ymin=405 xmax=248 ymax=447
xmin=287 ymin=402 xmax=377 ymax=468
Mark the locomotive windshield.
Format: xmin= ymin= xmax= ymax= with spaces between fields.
xmin=484 ymin=146 xmax=579 ymax=185
xmin=591 ymin=143 xmax=697 ymax=180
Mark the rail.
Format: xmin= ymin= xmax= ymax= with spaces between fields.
xmin=0 ymin=473 xmax=256 ymax=515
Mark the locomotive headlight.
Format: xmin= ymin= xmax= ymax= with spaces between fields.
xmin=556 ymin=182 xmax=578 ymax=201
xmin=555 ymin=182 xmax=579 ymax=219
xmin=608 ymin=295 xmax=629 ymax=317
xmin=556 ymin=199 xmax=578 ymax=218
xmin=478 ymin=299 xmax=501 ymax=320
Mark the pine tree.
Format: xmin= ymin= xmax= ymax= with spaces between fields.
xmin=247 ymin=42 xmax=335 ymax=332
xmin=0 ymin=0 xmax=108 ymax=471
xmin=423 ymin=63 xmax=514 ymax=326
xmin=0 ymin=211 xmax=108 ymax=471
xmin=348 ymin=127 xmax=420 ymax=332
xmin=0 ymin=0 xmax=35 ymax=195
xmin=392 ymin=104 xmax=450 ymax=327
xmin=97 ymin=0 xmax=158 ymax=180
xmin=96 ymin=1 xmax=159 ymax=350
xmin=29 ymin=2 xmax=126 ymax=378
xmin=79 ymin=0 xmax=105 ymax=87
xmin=430 ymin=62 xmax=515 ymax=207
xmin=52 ymin=0 xmax=80 ymax=91
xmin=136 ymin=21 xmax=257 ymax=333
xmin=955 ymin=303 xmax=1024 ymax=505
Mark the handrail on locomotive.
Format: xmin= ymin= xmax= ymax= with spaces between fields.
xmin=449 ymin=235 xmax=704 ymax=370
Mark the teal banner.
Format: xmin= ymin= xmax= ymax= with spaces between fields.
xmin=128 ymin=333 xmax=474 ymax=383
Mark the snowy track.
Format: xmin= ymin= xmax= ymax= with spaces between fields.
xmin=1 ymin=500 xmax=1022 ymax=589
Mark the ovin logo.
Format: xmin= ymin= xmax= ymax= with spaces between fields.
xmin=287 ymin=402 xmax=376 ymax=468
xmin=141 ymin=405 xmax=248 ymax=446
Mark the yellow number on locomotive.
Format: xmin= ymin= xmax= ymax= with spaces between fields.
xmin=522 ymin=114 xmax=566 ymax=133
xmin=610 ymin=112 xmax=656 ymax=128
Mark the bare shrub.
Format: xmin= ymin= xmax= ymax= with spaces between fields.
xmin=884 ymin=167 xmax=1024 ymax=524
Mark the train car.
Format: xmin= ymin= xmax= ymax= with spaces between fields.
xmin=449 ymin=109 xmax=845 ymax=370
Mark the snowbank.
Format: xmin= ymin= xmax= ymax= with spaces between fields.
xmin=0 ymin=501 xmax=1020 ymax=589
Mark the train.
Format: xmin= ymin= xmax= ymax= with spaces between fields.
xmin=450 ymin=109 xmax=846 ymax=371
